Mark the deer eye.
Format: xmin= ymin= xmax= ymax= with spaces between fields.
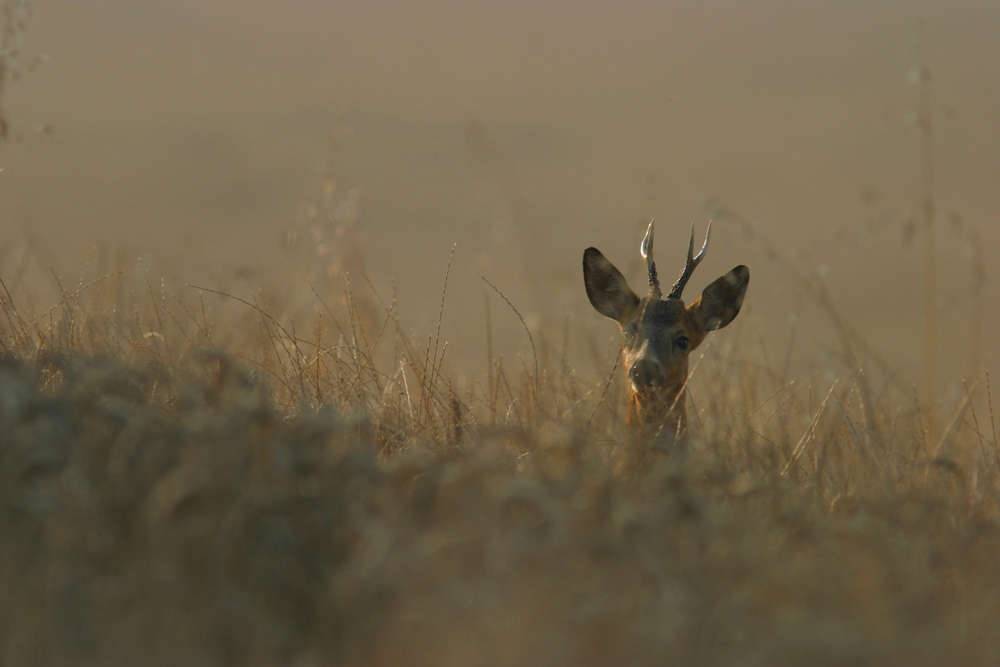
xmin=623 ymin=325 xmax=636 ymax=344
xmin=675 ymin=335 xmax=690 ymax=351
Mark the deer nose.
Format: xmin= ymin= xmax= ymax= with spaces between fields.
xmin=629 ymin=359 xmax=664 ymax=390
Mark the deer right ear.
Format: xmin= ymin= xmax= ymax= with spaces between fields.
xmin=583 ymin=248 xmax=640 ymax=324
xmin=689 ymin=265 xmax=749 ymax=332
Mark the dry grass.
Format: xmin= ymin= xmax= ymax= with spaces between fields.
xmin=1 ymin=241 xmax=999 ymax=667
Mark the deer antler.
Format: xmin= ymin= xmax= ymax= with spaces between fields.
xmin=640 ymin=219 xmax=661 ymax=299
xmin=667 ymin=220 xmax=712 ymax=300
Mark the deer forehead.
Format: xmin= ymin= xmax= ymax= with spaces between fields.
xmin=626 ymin=298 xmax=693 ymax=339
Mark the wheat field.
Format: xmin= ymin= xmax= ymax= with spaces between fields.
xmin=3 ymin=1 xmax=1000 ymax=665
xmin=1 ymin=240 xmax=998 ymax=666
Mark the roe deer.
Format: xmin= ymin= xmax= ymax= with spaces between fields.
xmin=583 ymin=220 xmax=749 ymax=443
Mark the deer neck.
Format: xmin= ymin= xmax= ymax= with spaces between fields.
xmin=626 ymin=385 xmax=687 ymax=441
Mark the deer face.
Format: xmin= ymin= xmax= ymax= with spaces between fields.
xmin=621 ymin=297 xmax=698 ymax=396
xmin=583 ymin=221 xmax=749 ymax=435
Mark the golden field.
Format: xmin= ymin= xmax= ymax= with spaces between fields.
xmin=2 ymin=1 xmax=1000 ymax=665
xmin=2 ymin=234 xmax=1000 ymax=665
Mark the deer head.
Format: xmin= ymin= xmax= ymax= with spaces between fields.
xmin=583 ymin=220 xmax=749 ymax=441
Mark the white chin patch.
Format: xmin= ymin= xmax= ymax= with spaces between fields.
xmin=629 ymin=380 xmax=662 ymax=394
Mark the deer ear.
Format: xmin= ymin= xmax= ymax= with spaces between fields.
xmin=583 ymin=248 xmax=639 ymax=324
xmin=688 ymin=265 xmax=749 ymax=332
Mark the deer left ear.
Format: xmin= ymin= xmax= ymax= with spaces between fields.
xmin=688 ymin=265 xmax=749 ymax=332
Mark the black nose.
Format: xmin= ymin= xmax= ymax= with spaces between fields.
xmin=629 ymin=359 xmax=663 ymax=389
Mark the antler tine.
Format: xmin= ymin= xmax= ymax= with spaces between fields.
xmin=667 ymin=220 xmax=712 ymax=300
xmin=640 ymin=219 xmax=662 ymax=299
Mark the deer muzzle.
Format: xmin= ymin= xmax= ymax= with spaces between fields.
xmin=628 ymin=357 xmax=664 ymax=392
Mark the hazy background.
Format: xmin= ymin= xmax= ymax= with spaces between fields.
xmin=1 ymin=0 xmax=998 ymax=398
